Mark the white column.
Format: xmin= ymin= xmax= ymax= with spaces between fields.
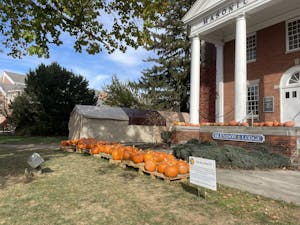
xmin=190 ymin=36 xmax=201 ymax=124
xmin=215 ymin=43 xmax=224 ymax=123
xmin=234 ymin=14 xmax=247 ymax=122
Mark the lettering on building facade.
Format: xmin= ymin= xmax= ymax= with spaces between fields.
xmin=203 ymin=0 xmax=248 ymax=26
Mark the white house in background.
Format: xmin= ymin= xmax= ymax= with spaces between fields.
xmin=0 ymin=71 xmax=26 ymax=123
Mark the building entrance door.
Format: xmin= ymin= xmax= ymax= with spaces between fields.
xmin=281 ymin=67 xmax=300 ymax=126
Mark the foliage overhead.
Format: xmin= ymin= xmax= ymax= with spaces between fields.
xmin=0 ymin=0 xmax=168 ymax=58
xmin=10 ymin=62 xmax=97 ymax=135
xmin=102 ymin=75 xmax=146 ymax=109
xmin=136 ymin=0 xmax=196 ymax=112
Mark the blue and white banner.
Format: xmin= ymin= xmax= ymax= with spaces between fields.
xmin=212 ymin=132 xmax=265 ymax=143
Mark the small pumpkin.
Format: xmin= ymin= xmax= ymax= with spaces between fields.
xmin=240 ymin=122 xmax=249 ymax=127
xmin=284 ymin=121 xmax=295 ymax=127
xmin=229 ymin=120 xmax=238 ymax=126
xmin=264 ymin=121 xmax=273 ymax=127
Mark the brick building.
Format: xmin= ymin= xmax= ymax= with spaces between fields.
xmin=182 ymin=0 xmax=300 ymax=126
xmin=0 ymin=71 xmax=26 ymax=123
xmin=172 ymin=0 xmax=300 ymax=163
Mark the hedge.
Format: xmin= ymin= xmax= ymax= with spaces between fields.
xmin=172 ymin=139 xmax=291 ymax=169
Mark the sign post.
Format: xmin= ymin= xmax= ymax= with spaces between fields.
xmin=189 ymin=157 xmax=217 ymax=199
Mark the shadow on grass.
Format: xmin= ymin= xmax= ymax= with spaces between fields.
xmin=118 ymin=171 xmax=138 ymax=181
xmin=180 ymin=182 xmax=199 ymax=196
xmin=0 ymin=145 xmax=68 ymax=188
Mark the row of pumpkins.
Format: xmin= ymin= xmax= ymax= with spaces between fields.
xmin=61 ymin=138 xmax=189 ymax=178
xmin=174 ymin=120 xmax=295 ymax=127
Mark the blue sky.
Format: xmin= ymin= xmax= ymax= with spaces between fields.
xmin=0 ymin=36 xmax=154 ymax=90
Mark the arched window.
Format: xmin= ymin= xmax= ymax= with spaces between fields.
xmin=288 ymin=72 xmax=300 ymax=85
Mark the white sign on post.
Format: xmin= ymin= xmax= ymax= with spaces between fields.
xmin=189 ymin=156 xmax=217 ymax=191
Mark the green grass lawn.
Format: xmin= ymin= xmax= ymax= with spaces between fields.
xmin=0 ymin=139 xmax=299 ymax=225
xmin=0 ymin=135 xmax=66 ymax=144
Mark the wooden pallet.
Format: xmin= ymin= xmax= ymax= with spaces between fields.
xmin=93 ymin=153 xmax=112 ymax=160
xmin=99 ymin=153 xmax=112 ymax=160
xmin=121 ymin=160 xmax=144 ymax=174
xmin=60 ymin=145 xmax=76 ymax=152
xmin=76 ymin=147 xmax=90 ymax=154
xmin=142 ymin=169 xmax=189 ymax=183
xmin=109 ymin=159 xmax=123 ymax=166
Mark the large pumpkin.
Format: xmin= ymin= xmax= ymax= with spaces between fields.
xmin=144 ymin=160 xmax=157 ymax=172
xmin=131 ymin=153 xmax=144 ymax=164
xmin=164 ymin=165 xmax=179 ymax=177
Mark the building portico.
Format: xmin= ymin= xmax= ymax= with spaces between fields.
xmin=183 ymin=0 xmax=300 ymax=125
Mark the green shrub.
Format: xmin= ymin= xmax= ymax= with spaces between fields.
xmin=172 ymin=139 xmax=291 ymax=169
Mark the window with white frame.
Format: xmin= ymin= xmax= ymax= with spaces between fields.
xmin=287 ymin=17 xmax=300 ymax=52
xmin=247 ymin=82 xmax=259 ymax=118
xmin=247 ymin=34 xmax=256 ymax=62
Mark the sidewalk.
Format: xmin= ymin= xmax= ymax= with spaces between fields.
xmin=217 ymin=168 xmax=300 ymax=205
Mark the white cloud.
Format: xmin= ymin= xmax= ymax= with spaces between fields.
xmin=94 ymin=74 xmax=110 ymax=81
xmin=107 ymin=47 xmax=150 ymax=67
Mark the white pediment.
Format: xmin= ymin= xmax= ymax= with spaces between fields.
xmin=183 ymin=0 xmax=226 ymax=24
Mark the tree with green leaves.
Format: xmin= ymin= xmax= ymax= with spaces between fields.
xmin=102 ymin=75 xmax=146 ymax=109
xmin=137 ymin=0 xmax=196 ymax=112
xmin=0 ymin=0 xmax=168 ymax=58
xmin=10 ymin=62 xmax=97 ymax=135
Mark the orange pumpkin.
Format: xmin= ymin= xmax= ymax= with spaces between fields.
xmin=112 ymin=148 xmax=123 ymax=160
xmin=273 ymin=120 xmax=279 ymax=127
xmin=77 ymin=143 xmax=86 ymax=149
xmin=157 ymin=162 xmax=168 ymax=173
xmin=164 ymin=165 xmax=179 ymax=177
xmin=131 ymin=153 xmax=144 ymax=164
xmin=284 ymin=121 xmax=295 ymax=127
xmin=144 ymin=152 xmax=154 ymax=162
xmin=122 ymin=150 xmax=132 ymax=160
xmin=177 ymin=161 xmax=189 ymax=174
xmin=264 ymin=121 xmax=273 ymax=127
xmin=229 ymin=120 xmax=238 ymax=126
xmin=90 ymin=147 xmax=100 ymax=155
xmin=144 ymin=160 xmax=157 ymax=172
xmin=240 ymin=122 xmax=249 ymax=127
